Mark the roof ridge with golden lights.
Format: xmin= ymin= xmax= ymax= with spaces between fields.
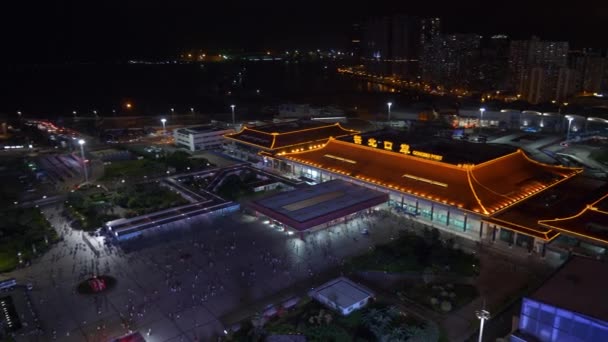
xmin=537 ymin=192 xmax=608 ymax=243
xmin=224 ymin=123 xmax=359 ymax=151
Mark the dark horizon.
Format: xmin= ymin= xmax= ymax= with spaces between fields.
xmin=2 ymin=0 xmax=608 ymax=63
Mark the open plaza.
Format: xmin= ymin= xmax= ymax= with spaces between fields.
xmin=3 ymin=200 xmax=410 ymax=341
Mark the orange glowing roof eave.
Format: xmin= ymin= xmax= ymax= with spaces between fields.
xmin=225 ymin=125 xmax=359 ymax=151
xmin=466 ymin=169 xmax=490 ymax=215
xmin=479 ymin=168 xmax=584 ymax=217
xmin=518 ymin=148 xmax=584 ymax=174
xmin=470 ymin=148 xmax=580 ymax=174
xmin=483 ymin=217 xmax=559 ymax=241
xmin=233 ymin=123 xmax=358 ymax=136
xmin=539 ymin=213 xmax=608 ymax=245
xmin=223 ymin=134 xmax=274 ymax=150
xmin=274 ymin=122 xmax=359 ymax=136
xmin=537 ymin=197 xmax=608 ymax=244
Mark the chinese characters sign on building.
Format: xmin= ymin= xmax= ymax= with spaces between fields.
xmin=352 ymin=137 xmax=442 ymax=162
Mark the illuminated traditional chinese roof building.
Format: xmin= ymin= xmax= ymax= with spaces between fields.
xmin=271 ymin=135 xmax=608 ymax=255
xmin=485 ymin=176 xmax=607 ymax=241
xmin=224 ymin=121 xmax=358 ymax=154
xmin=280 ymin=138 xmax=580 ymax=215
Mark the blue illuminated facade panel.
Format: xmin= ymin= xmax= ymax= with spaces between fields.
xmin=512 ymin=298 xmax=608 ymax=342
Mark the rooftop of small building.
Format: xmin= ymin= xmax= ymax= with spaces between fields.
xmin=177 ymin=125 xmax=229 ymax=134
xmin=311 ymin=277 xmax=374 ymax=310
xmin=528 ymin=256 xmax=608 ymax=323
xmin=341 ymin=129 xmax=518 ymax=165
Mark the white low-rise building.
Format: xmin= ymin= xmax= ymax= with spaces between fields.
xmin=309 ymin=277 xmax=374 ymax=315
xmin=173 ymin=125 xmax=234 ymax=151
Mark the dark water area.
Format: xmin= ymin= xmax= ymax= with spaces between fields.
xmin=0 ymin=61 xmax=427 ymax=120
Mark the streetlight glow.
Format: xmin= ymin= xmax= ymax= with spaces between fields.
xmin=161 ymin=118 xmax=167 ymax=135
xmin=78 ymin=139 xmax=88 ymax=183
xmin=567 ymin=117 xmax=574 ymax=140
xmin=387 ymin=102 xmax=392 ymax=121
xmin=230 ymin=104 xmax=236 ymax=125
xmin=479 ymin=107 xmax=486 ymax=133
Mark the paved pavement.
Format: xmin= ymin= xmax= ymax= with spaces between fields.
xmin=3 ymin=198 xmax=560 ymax=342
xmin=352 ymin=211 xmax=558 ymax=342
xmin=5 ymin=205 xmax=402 ymax=341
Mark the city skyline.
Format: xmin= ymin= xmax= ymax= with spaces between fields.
xmin=3 ymin=0 xmax=608 ymax=63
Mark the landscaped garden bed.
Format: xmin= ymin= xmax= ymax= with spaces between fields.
xmin=0 ymin=208 xmax=58 ymax=272
xmin=347 ymin=228 xmax=479 ymax=277
xmin=398 ymin=282 xmax=479 ymax=313
xmin=226 ymin=299 xmax=438 ymax=342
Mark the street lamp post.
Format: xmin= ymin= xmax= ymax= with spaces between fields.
xmin=78 ymin=139 xmax=88 ymax=183
xmin=476 ymin=309 xmax=490 ymax=342
xmin=230 ymin=104 xmax=236 ymax=125
xmin=559 ymin=102 xmax=568 ymax=132
xmin=567 ymin=117 xmax=574 ymax=141
xmin=479 ymin=107 xmax=486 ymax=134
xmin=190 ymin=107 xmax=195 ymax=115
xmin=387 ymin=102 xmax=392 ymax=121
xmin=170 ymin=108 xmax=175 ymax=118
xmin=161 ymin=118 xmax=167 ymax=135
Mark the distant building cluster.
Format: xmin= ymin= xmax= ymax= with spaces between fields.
xmin=355 ymin=15 xmax=608 ymax=104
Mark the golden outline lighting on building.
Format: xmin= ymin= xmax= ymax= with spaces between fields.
xmin=224 ymin=122 xmax=359 ymax=153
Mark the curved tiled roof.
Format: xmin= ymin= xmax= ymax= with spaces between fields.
xmin=280 ymin=138 xmax=581 ymax=215
xmin=224 ymin=123 xmax=358 ymax=151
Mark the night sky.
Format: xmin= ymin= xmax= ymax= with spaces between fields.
xmin=3 ymin=0 xmax=608 ymax=62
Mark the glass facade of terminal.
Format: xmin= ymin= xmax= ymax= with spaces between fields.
xmin=512 ymin=297 xmax=608 ymax=342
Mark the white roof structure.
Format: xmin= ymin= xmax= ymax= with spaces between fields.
xmin=310 ymin=277 xmax=374 ymax=311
